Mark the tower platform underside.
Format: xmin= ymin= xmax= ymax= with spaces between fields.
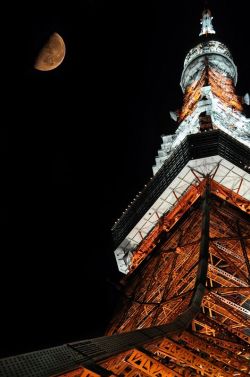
xmin=1 ymin=178 xmax=250 ymax=377
xmin=112 ymin=130 xmax=250 ymax=274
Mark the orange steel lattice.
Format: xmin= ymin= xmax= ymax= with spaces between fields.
xmin=145 ymin=337 xmax=232 ymax=377
xmin=104 ymin=177 xmax=250 ymax=376
xmin=55 ymin=60 xmax=249 ymax=377
xmin=179 ymin=66 xmax=243 ymax=122
xmin=57 ymin=368 xmax=100 ymax=377
xmin=101 ymin=348 xmax=189 ymax=377
xmin=122 ymin=179 xmax=249 ymax=275
xmin=1 ymin=9 xmax=250 ymax=377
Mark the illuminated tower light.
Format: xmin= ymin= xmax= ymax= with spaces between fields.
xmin=1 ymin=7 xmax=250 ymax=377
xmin=199 ymin=9 xmax=216 ymax=36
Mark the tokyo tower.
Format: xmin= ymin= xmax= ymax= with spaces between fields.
xmin=1 ymin=7 xmax=250 ymax=377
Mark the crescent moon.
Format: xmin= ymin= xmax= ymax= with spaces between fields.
xmin=35 ymin=32 xmax=66 ymax=71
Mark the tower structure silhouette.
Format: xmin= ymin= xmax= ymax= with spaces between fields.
xmin=1 ymin=7 xmax=250 ymax=377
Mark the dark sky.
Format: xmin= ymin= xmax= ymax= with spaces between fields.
xmin=2 ymin=0 xmax=250 ymax=358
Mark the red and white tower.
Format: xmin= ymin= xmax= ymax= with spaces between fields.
xmin=1 ymin=7 xmax=250 ymax=377
xmin=104 ymin=8 xmax=250 ymax=375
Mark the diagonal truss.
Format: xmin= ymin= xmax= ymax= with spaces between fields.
xmin=103 ymin=176 xmax=250 ymax=376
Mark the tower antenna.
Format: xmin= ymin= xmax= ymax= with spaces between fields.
xmin=199 ymin=5 xmax=216 ymax=36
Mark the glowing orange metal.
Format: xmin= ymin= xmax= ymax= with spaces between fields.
xmin=105 ymin=175 xmax=249 ymax=375
xmin=151 ymin=337 xmax=232 ymax=377
xmin=175 ymin=331 xmax=250 ymax=374
xmin=57 ymin=368 xmax=100 ymax=377
xmin=126 ymin=349 xmax=182 ymax=377
xmin=129 ymin=178 xmax=249 ymax=273
xmin=210 ymin=179 xmax=250 ymax=213
xmin=129 ymin=179 xmax=206 ymax=273
xmin=179 ymin=66 xmax=243 ymax=122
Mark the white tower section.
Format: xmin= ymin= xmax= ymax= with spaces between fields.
xmin=112 ymin=9 xmax=250 ymax=275
xmin=152 ymin=11 xmax=250 ymax=175
xmin=199 ymin=9 xmax=215 ymax=36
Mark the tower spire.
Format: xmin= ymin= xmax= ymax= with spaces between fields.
xmin=199 ymin=8 xmax=216 ymax=36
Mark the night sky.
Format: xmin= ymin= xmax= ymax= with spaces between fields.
xmin=3 ymin=0 xmax=250 ymax=358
